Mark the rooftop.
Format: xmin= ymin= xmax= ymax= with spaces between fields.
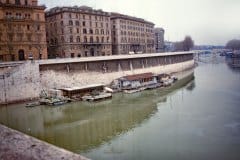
xmin=110 ymin=12 xmax=154 ymax=25
xmin=122 ymin=72 xmax=154 ymax=81
xmin=45 ymin=6 xmax=110 ymax=16
xmin=61 ymin=84 xmax=104 ymax=92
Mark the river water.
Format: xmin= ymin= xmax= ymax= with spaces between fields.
xmin=0 ymin=54 xmax=240 ymax=160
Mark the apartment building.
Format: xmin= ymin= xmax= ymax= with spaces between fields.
xmin=45 ymin=6 xmax=112 ymax=58
xmin=0 ymin=0 xmax=47 ymax=61
xmin=154 ymin=27 xmax=165 ymax=53
xmin=111 ymin=12 xmax=155 ymax=55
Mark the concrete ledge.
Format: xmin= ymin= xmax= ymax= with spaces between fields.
xmin=0 ymin=124 xmax=89 ymax=160
xmin=38 ymin=51 xmax=194 ymax=65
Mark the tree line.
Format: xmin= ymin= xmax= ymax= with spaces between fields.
xmin=174 ymin=36 xmax=194 ymax=51
xmin=225 ymin=39 xmax=240 ymax=50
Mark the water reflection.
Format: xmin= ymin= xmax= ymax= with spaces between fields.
xmin=185 ymin=80 xmax=196 ymax=91
xmin=225 ymin=57 xmax=240 ymax=73
xmin=0 ymin=70 xmax=194 ymax=153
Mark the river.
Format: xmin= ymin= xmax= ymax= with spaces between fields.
xmin=0 ymin=54 xmax=240 ymax=160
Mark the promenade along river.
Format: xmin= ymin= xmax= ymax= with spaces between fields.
xmin=0 ymin=55 xmax=240 ymax=160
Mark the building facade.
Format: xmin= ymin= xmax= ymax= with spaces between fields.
xmin=0 ymin=0 xmax=47 ymax=61
xmin=111 ymin=13 xmax=155 ymax=55
xmin=154 ymin=27 xmax=165 ymax=53
xmin=45 ymin=6 xmax=112 ymax=58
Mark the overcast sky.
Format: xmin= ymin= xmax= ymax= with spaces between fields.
xmin=39 ymin=0 xmax=240 ymax=46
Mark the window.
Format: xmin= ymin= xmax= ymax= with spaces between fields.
xmin=75 ymin=21 xmax=79 ymax=26
xmin=55 ymin=38 xmax=58 ymax=45
xmin=27 ymin=25 xmax=30 ymax=30
xmin=95 ymin=29 xmax=99 ymax=34
xmin=61 ymin=36 xmax=64 ymax=42
xmin=76 ymin=36 xmax=80 ymax=42
xmin=77 ymin=28 xmax=79 ymax=33
xmin=70 ymin=28 xmax=72 ymax=34
xmin=82 ymin=21 xmax=86 ymax=26
xmin=69 ymin=13 xmax=72 ymax=18
xmin=89 ymin=29 xmax=93 ymax=34
xmin=95 ymin=22 xmax=98 ymax=27
xmin=25 ymin=0 xmax=28 ymax=5
xmin=15 ymin=0 xmax=21 ymax=5
xmin=37 ymin=25 xmax=40 ymax=31
xmin=84 ymin=36 xmax=87 ymax=43
xmin=70 ymin=36 xmax=73 ymax=43
xmin=101 ymin=29 xmax=104 ymax=35
xmin=69 ymin=20 xmax=73 ymax=26
xmin=96 ymin=37 xmax=99 ymax=43
xmin=60 ymin=21 xmax=63 ymax=26
xmin=83 ymin=28 xmax=87 ymax=34
xmin=101 ymin=37 xmax=104 ymax=43
xmin=90 ymin=37 xmax=93 ymax=43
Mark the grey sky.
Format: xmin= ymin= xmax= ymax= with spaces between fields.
xmin=39 ymin=0 xmax=240 ymax=45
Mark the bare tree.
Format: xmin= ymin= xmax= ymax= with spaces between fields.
xmin=174 ymin=36 xmax=194 ymax=51
xmin=182 ymin=36 xmax=194 ymax=51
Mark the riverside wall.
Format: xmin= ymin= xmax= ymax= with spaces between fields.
xmin=0 ymin=61 xmax=40 ymax=104
xmin=0 ymin=52 xmax=194 ymax=104
xmin=40 ymin=52 xmax=194 ymax=89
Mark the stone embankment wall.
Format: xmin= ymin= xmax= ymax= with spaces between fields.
xmin=0 ymin=61 xmax=40 ymax=104
xmin=0 ymin=52 xmax=194 ymax=104
xmin=0 ymin=124 xmax=89 ymax=160
xmin=41 ymin=60 xmax=194 ymax=89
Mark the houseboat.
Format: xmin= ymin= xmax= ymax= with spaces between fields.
xmin=111 ymin=72 xmax=159 ymax=93
xmin=111 ymin=72 xmax=178 ymax=93
xmin=156 ymin=73 xmax=178 ymax=87
xmin=60 ymin=84 xmax=112 ymax=101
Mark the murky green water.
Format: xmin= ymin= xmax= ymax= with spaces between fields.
xmin=1 ymin=55 xmax=240 ymax=160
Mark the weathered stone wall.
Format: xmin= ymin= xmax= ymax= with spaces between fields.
xmin=40 ymin=60 xmax=194 ymax=89
xmin=0 ymin=61 xmax=40 ymax=104
xmin=39 ymin=54 xmax=193 ymax=72
xmin=0 ymin=52 xmax=194 ymax=104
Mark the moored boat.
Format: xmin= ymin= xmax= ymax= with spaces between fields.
xmin=82 ymin=92 xmax=112 ymax=102
xmin=25 ymin=102 xmax=40 ymax=107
